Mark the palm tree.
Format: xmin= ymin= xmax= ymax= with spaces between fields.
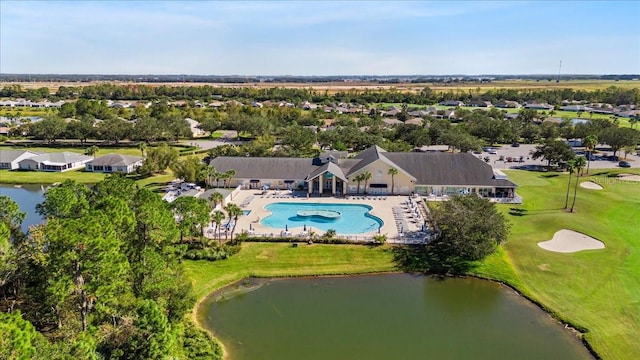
xmin=210 ymin=210 xmax=225 ymax=246
xmin=583 ymin=134 xmax=598 ymax=175
xmin=387 ymin=167 xmax=398 ymax=195
xmin=224 ymin=169 xmax=236 ymax=188
xmin=224 ymin=203 xmax=243 ymax=242
xmin=209 ymin=191 xmax=224 ymax=210
xmin=564 ymin=158 xmax=577 ymax=209
xmin=354 ymin=174 xmax=364 ymax=194
xmin=570 ymin=156 xmax=587 ymax=213
xmin=85 ymin=145 xmax=99 ymax=157
xmin=206 ymin=165 xmax=217 ymax=188
xmin=138 ymin=142 xmax=147 ymax=157
xmin=361 ymin=171 xmax=372 ymax=194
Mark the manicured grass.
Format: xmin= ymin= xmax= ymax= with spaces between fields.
xmin=0 ymin=168 xmax=106 ymax=184
xmin=0 ymin=145 xmax=144 ymax=157
xmin=480 ymin=169 xmax=640 ymax=360
xmin=0 ymin=168 xmax=175 ymax=187
xmin=183 ymin=242 xmax=397 ymax=300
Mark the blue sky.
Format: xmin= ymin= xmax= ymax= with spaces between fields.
xmin=1 ymin=1 xmax=639 ymax=75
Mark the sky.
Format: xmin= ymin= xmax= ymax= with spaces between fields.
xmin=1 ymin=1 xmax=639 ymax=75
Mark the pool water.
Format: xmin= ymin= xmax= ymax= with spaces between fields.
xmin=261 ymin=202 xmax=382 ymax=234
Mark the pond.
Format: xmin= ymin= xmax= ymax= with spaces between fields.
xmin=0 ymin=184 xmax=46 ymax=232
xmin=199 ymin=274 xmax=592 ymax=360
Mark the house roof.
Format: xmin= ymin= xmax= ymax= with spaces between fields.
xmin=26 ymin=152 xmax=93 ymax=165
xmin=307 ymin=161 xmax=348 ymax=182
xmin=384 ymin=152 xmax=516 ymax=187
xmin=405 ymin=118 xmax=424 ymax=126
xmin=89 ymin=153 xmax=143 ymax=167
xmin=0 ymin=150 xmax=39 ymax=163
xmin=210 ymin=157 xmax=313 ymax=180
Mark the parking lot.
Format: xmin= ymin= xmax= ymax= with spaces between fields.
xmin=478 ymin=144 xmax=638 ymax=170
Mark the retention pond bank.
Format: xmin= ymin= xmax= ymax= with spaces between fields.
xmin=198 ymin=274 xmax=592 ymax=360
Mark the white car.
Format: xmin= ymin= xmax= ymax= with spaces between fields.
xmin=488 ymin=149 xmax=498 ymax=155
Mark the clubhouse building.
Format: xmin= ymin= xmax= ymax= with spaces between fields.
xmin=209 ymin=146 xmax=518 ymax=201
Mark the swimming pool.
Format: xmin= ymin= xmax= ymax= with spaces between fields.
xmin=261 ymin=202 xmax=383 ymax=234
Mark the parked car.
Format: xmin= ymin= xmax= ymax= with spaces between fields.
xmin=511 ymin=142 xmax=520 ymax=147
xmin=618 ymin=161 xmax=631 ymax=168
xmin=488 ymin=149 xmax=498 ymax=155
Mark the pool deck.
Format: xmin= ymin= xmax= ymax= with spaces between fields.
xmin=223 ymin=189 xmax=431 ymax=243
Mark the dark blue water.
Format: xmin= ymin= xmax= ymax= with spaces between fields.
xmin=0 ymin=184 xmax=46 ymax=232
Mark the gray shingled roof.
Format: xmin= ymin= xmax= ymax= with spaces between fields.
xmin=29 ymin=152 xmax=93 ymax=164
xmin=210 ymin=157 xmax=313 ymax=180
xmin=208 ymin=147 xmax=516 ymax=188
xmin=90 ymin=153 xmax=143 ymax=167
xmin=0 ymin=150 xmax=39 ymax=163
xmin=383 ymin=152 xmax=516 ymax=187
xmin=307 ymin=162 xmax=348 ymax=182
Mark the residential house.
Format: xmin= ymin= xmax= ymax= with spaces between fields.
xmin=466 ymin=100 xmax=493 ymax=108
xmin=618 ymin=110 xmax=640 ymax=118
xmin=209 ymin=145 xmax=517 ymax=200
xmin=86 ymin=153 xmax=144 ymax=174
xmin=382 ymin=118 xmax=403 ymax=126
xmin=405 ymin=118 xmax=424 ymax=126
xmin=495 ymin=100 xmax=522 ymax=109
xmin=18 ymin=152 xmax=93 ymax=172
xmin=560 ymin=105 xmax=591 ymax=112
xmin=0 ymin=150 xmax=39 ymax=170
xmin=524 ymin=101 xmax=554 ymax=110
xmin=438 ymin=100 xmax=464 ymax=107
xmin=408 ymin=110 xmax=430 ymax=117
xmin=185 ymin=118 xmax=207 ymax=137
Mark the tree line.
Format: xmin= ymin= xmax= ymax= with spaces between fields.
xmin=0 ymin=175 xmax=227 ymax=359
xmin=2 ymin=83 xmax=639 ymax=106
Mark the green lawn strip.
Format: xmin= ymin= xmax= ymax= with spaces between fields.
xmin=1 ymin=145 xmax=144 ymax=156
xmin=494 ymin=169 xmax=640 ymax=359
xmin=0 ymin=168 xmax=175 ymax=187
xmin=0 ymin=168 xmax=106 ymax=184
xmin=184 ymin=242 xmax=397 ymax=301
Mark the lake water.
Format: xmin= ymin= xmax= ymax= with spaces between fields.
xmin=0 ymin=184 xmax=46 ymax=232
xmin=199 ymin=274 xmax=592 ymax=360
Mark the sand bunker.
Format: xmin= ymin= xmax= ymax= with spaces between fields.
xmin=538 ymin=229 xmax=605 ymax=253
xmin=580 ymin=181 xmax=603 ymax=190
xmin=618 ymin=174 xmax=640 ymax=182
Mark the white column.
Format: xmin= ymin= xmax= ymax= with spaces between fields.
xmin=332 ymin=175 xmax=336 ymax=195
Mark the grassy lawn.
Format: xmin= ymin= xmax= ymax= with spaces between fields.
xmin=478 ymin=169 xmax=640 ymax=360
xmin=0 ymin=145 xmax=144 ymax=157
xmin=183 ymin=242 xmax=397 ymax=300
xmin=0 ymin=168 xmax=106 ymax=184
xmin=0 ymin=168 xmax=176 ymax=187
